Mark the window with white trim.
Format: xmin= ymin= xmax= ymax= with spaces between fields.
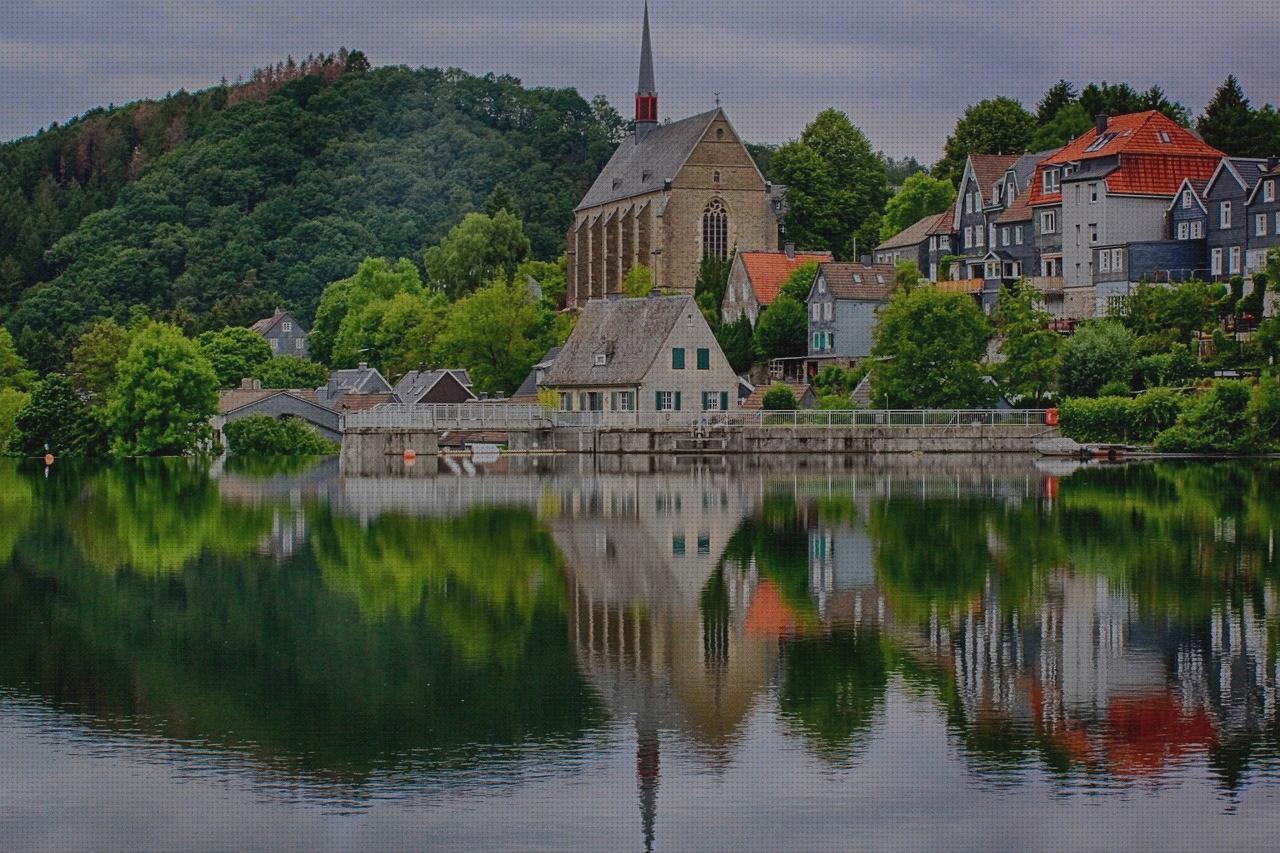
xmin=1111 ymin=248 xmax=1123 ymax=272
xmin=1229 ymin=246 xmax=1242 ymax=274
xmin=1015 ymin=225 xmax=1024 ymax=245
xmin=1257 ymin=214 xmax=1268 ymax=237
xmin=1042 ymin=169 xmax=1059 ymax=194
xmin=1211 ymin=248 xmax=1223 ymax=276
xmin=810 ymin=302 xmax=820 ymax=321
xmin=823 ymin=301 xmax=832 ymax=321
xmin=1182 ymin=190 xmax=1193 ymax=209
xmin=1276 ymin=211 xmax=1280 ymax=234
xmin=294 ymin=338 xmax=304 ymax=351
xmin=1177 ymin=222 xmax=1189 ymax=240
xmin=989 ymin=225 xmax=996 ymax=247
xmin=1089 ymin=183 xmax=1099 ymax=203
xmin=1001 ymin=226 xmax=1010 ymax=246
xmin=975 ymin=226 xmax=984 ymax=247
xmin=269 ymin=338 xmax=278 ymax=352
xmin=1099 ymin=250 xmax=1110 ymax=273
xmin=963 ymin=226 xmax=971 ymax=248
xmin=656 ymin=391 xmax=675 ymax=411
xmin=1191 ymin=220 xmax=1203 ymax=239
xmin=1264 ymin=180 xmax=1276 ymax=203
xmin=1088 ymin=224 xmax=1098 ymax=243
xmin=281 ymin=321 xmax=292 ymax=333
xmin=1040 ymin=210 xmax=1056 ymax=234
xmin=1220 ymin=201 xmax=1232 ymax=229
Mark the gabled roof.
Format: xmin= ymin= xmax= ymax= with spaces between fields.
xmin=814 ymin=263 xmax=896 ymax=301
xmin=544 ymin=295 xmax=699 ymax=386
xmin=926 ymin=210 xmax=955 ymax=234
xmin=1246 ymin=162 xmax=1280 ymax=204
xmin=876 ymin=212 xmax=946 ymax=251
xmin=1206 ymin=156 xmax=1271 ymax=196
xmin=319 ymin=364 xmax=391 ymax=399
xmin=995 ymin=189 xmax=1034 ymax=223
xmin=577 ymin=109 xmax=721 ymax=210
xmin=969 ymin=154 xmax=1020 ymax=205
xmin=1030 ymin=112 xmax=1223 ymax=202
xmin=1166 ymin=177 xmax=1208 ymax=213
xmin=737 ymin=250 xmax=833 ymax=305
xmin=393 ymin=369 xmax=478 ymax=405
xmin=218 ymin=388 xmax=333 ymax=418
xmin=248 ymin=309 xmax=303 ymax=337
xmin=512 ymin=346 xmax=562 ymax=400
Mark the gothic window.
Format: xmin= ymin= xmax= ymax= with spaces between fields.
xmin=702 ymin=199 xmax=729 ymax=261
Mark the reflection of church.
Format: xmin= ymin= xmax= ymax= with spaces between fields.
xmin=566 ymin=3 xmax=782 ymax=306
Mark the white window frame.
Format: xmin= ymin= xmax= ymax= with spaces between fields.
xmin=1211 ymin=247 xmax=1223 ymax=276
xmin=281 ymin=321 xmax=292 ymax=333
xmin=1264 ymin=180 xmax=1276 ymax=203
xmin=823 ymin=301 xmax=832 ymax=321
xmin=1089 ymin=183 xmax=1099 ymax=203
xmin=294 ymin=338 xmax=304 ymax=351
xmin=1257 ymin=214 xmax=1268 ymax=237
xmin=1178 ymin=222 xmax=1189 ymax=240
xmin=1220 ymin=201 xmax=1232 ymax=229
xmin=1042 ymin=169 xmax=1059 ymax=194
xmin=810 ymin=302 xmax=820 ymax=321
xmin=989 ymin=225 xmax=997 ymax=247
xmin=269 ymin=338 xmax=278 ymax=352
xmin=1182 ymin=190 xmax=1193 ymax=209
xmin=964 ymin=226 xmax=972 ymax=248
xmin=1192 ymin=220 xmax=1203 ymax=239
xmin=1089 ymin=224 xmax=1099 ymax=244
xmin=1040 ymin=210 xmax=1056 ymax=234
xmin=1111 ymin=248 xmax=1123 ymax=272
xmin=656 ymin=391 xmax=675 ymax=412
xmin=975 ymin=226 xmax=984 ymax=247
xmin=1001 ymin=226 xmax=1010 ymax=246
xmin=559 ymin=392 xmax=573 ymax=411
xmin=1229 ymin=246 xmax=1242 ymax=274
xmin=1099 ymin=251 xmax=1110 ymax=273
xmin=1015 ymin=225 xmax=1024 ymax=245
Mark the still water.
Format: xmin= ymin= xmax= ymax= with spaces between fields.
xmin=1 ymin=454 xmax=1279 ymax=851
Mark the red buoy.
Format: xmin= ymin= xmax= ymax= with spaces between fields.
xmin=43 ymin=453 xmax=54 ymax=466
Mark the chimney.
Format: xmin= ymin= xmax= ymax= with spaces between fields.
xmin=1095 ymin=114 xmax=1108 ymax=135
xmin=358 ymin=362 xmax=368 ymax=370
xmin=784 ymin=242 xmax=796 ymax=260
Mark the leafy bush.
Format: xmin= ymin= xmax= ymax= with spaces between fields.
xmin=259 ymin=356 xmax=329 ymax=389
xmin=1134 ymin=346 xmax=1197 ymax=389
xmin=761 ymin=384 xmax=799 ymax=410
xmin=1098 ymin=381 xmax=1131 ymax=398
xmin=816 ymin=394 xmax=851 ymax=410
xmin=223 ymin=414 xmax=337 ymax=456
xmin=1058 ymin=319 xmax=1136 ymax=397
xmin=0 ymin=388 xmax=28 ymax=452
xmin=1059 ymin=388 xmax=1187 ymax=444
xmin=7 ymin=374 xmax=106 ymax=456
xmin=753 ymin=296 xmax=808 ymax=360
xmin=1249 ymin=372 xmax=1280 ymax=446
xmin=1132 ymin=388 xmax=1185 ymax=440
xmin=1153 ymin=381 xmax=1253 ymax=453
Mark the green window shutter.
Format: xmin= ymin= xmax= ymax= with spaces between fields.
xmin=697 ymin=347 xmax=709 ymax=369
xmin=720 ymin=391 xmax=729 ymax=411
xmin=655 ymin=391 xmax=662 ymax=410
xmin=672 ymin=347 xmax=685 ymax=369
xmin=674 ymin=391 xmax=682 ymax=411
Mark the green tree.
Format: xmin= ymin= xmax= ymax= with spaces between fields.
xmin=715 ymin=315 xmax=755 ymax=374
xmin=223 ymin=414 xmax=337 ymax=455
xmin=622 ymin=264 xmax=654 ymax=297
xmin=311 ymin=257 xmax=425 ymax=367
xmin=1154 ymin=380 xmax=1253 ymax=452
xmin=934 ymin=98 xmax=1036 ymax=186
xmin=197 ymin=326 xmax=274 ymax=388
xmin=0 ymin=327 xmax=36 ymax=391
xmin=432 ymin=278 xmax=560 ymax=394
xmin=753 ymin=295 xmax=808 ymax=360
xmin=870 ymin=287 xmax=992 ymax=408
xmin=0 ymin=388 xmax=28 ymax=451
xmin=772 ymin=110 xmax=889 ymax=257
xmin=258 ymin=356 xmax=329 ymax=389
xmin=778 ymin=261 xmax=820 ymax=302
xmin=423 ymin=210 xmax=531 ymax=299
xmin=1036 ymin=80 xmax=1078 ymax=123
xmin=1030 ymin=103 xmax=1093 ymax=151
xmin=1079 ymin=82 xmax=1144 ymax=119
xmin=1058 ymin=319 xmax=1137 ymax=398
xmin=1197 ymin=75 xmax=1261 ymax=156
xmin=515 ymin=257 xmax=568 ymax=310
xmin=369 ymin=290 xmax=449 ymax=378
xmin=69 ymin=318 xmax=133 ymax=402
xmin=1140 ymin=85 xmax=1190 ymax=125
xmin=761 ymin=384 xmax=798 ymax=410
xmin=879 ymin=173 xmax=955 ymax=241
xmin=7 ymin=374 xmax=104 ymax=456
xmin=108 ymin=324 xmax=219 ymax=456
xmin=895 ymin=260 xmax=923 ymax=290
xmin=995 ymin=281 xmax=1062 ymax=404
xmin=694 ymin=254 xmax=734 ymax=326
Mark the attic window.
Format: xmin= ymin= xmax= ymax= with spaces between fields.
xmin=1084 ymin=132 xmax=1116 ymax=153
xmin=612 ymin=178 xmax=623 ymax=190
xmin=876 ymin=275 xmax=885 ymax=284
xmin=716 ymin=128 xmax=724 ymax=140
xmin=594 ymin=353 xmax=608 ymax=366
xmin=642 ymin=170 xmax=652 ymax=182
xmin=1158 ymin=131 xmax=1172 ymax=144
xmin=853 ymin=274 xmax=862 ymax=283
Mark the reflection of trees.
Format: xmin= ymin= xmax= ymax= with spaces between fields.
xmin=309 ymin=507 xmax=566 ymax=666
xmin=0 ymin=462 xmax=33 ymax=565
xmin=778 ymin=626 xmax=888 ymax=757
xmin=66 ymin=460 xmax=272 ymax=574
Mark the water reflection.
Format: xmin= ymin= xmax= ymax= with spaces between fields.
xmin=1 ymin=456 xmax=1279 ymax=846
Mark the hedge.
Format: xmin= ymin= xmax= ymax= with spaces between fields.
xmin=223 ymin=414 xmax=338 ymax=456
xmin=1059 ymin=388 xmax=1185 ymax=445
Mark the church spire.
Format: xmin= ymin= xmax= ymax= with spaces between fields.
xmin=635 ymin=1 xmax=658 ymax=140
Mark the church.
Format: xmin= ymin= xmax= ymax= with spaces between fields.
xmin=566 ymin=3 xmax=783 ymax=307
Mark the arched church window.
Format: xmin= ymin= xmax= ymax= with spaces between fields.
xmin=702 ymin=199 xmax=729 ymax=261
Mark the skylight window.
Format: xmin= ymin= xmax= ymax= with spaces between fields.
xmin=1158 ymin=131 xmax=1172 ymax=144
xmin=1084 ymin=132 xmax=1116 ymax=153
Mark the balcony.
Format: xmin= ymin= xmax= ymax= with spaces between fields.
xmin=1024 ymin=276 xmax=1065 ymax=294
xmin=935 ymin=278 xmax=983 ymax=294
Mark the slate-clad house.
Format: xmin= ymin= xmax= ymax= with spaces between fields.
xmin=924 ymin=212 xmax=956 ymax=282
xmin=1033 ymin=112 xmax=1224 ymax=316
xmin=249 ymin=309 xmax=309 ymax=358
xmin=954 ymin=154 xmax=1019 ymax=281
xmin=1245 ymin=161 xmax=1280 ymax=269
xmin=315 ymin=363 xmax=392 ymax=406
xmin=805 ymin=262 xmax=896 ymax=361
xmin=1168 ymin=178 xmax=1209 ymax=248
xmin=874 ymin=212 xmax=948 ymax=274
xmin=214 ymin=382 xmax=342 ymax=444
xmin=544 ymin=293 xmax=737 ymax=416
xmin=720 ymin=245 xmax=833 ymax=325
xmin=511 ymin=346 xmax=562 ymax=402
xmin=392 ymin=369 xmax=477 ymax=405
xmin=1205 ymin=157 xmax=1273 ymax=279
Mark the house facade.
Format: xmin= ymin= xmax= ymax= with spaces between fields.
xmin=874 ymin=211 xmax=947 ymax=273
xmin=805 ymin=262 xmax=896 ymax=361
xmin=544 ymin=294 xmax=737 ymax=417
xmin=1204 ymin=157 xmax=1271 ymax=279
xmin=720 ymin=245 xmax=833 ymax=325
xmin=249 ymin=309 xmax=309 ymax=358
xmin=1245 ymin=162 xmax=1280 ymax=270
xmin=392 ymin=370 xmax=477 ymax=405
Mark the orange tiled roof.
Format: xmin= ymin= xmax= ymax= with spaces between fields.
xmin=739 ymin=250 xmax=834 ymax=306
xmin=1029 ymin=113 xmax=1223 ymax=204
xmin=969 ymin=154 xmax=1020 ymax=204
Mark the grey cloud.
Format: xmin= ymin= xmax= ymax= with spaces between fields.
xmin=2 ymin=0 xmax=1277 ymax=161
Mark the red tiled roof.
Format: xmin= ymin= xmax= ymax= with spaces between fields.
xmin=995 ymin=188 xmax=1034 ymax=223
xmin=1029 ymin=113 xmax=1223 ymax=204
xmin=739 ymin=250 xmax=834 ymax=306
xmin=969 ymin=154 xmax=1020 ymax=204
xmin=925 ymin=210 xmax=955 ymax=234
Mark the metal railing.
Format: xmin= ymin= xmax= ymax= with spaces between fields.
xmin=343 ymin=404 xmax=1051 ymax=431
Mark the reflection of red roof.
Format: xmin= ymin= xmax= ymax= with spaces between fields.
xmin=1029 ymin=113 xmax=1222 ymax=205
xmin=1104 ymin=693 xmax=1216 ymax=776
xmin=739 ymin=251 xmax=834 ymax=307
xmin=745 ymin=580 xmax=796 ymax=637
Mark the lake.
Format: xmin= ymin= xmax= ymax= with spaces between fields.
xmin=1 ymin=454 xmax=1278 ymax=851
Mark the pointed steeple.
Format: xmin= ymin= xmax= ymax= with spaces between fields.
xmin=635 ymin=2 xmax=658 ymax=140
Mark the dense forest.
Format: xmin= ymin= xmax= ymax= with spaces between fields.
xmin=0 ymin=54 xmax=624 ymax=369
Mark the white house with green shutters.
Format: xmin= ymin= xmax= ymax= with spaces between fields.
xmin=544 ymin=293 xmax=738 ymax=416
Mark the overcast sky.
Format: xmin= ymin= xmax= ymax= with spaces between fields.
xmin=3 ymin=0 xmax=1277 ymax=162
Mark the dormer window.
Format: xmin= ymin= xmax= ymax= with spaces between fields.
xmin=594 ymin=353 xmax=608 ymax=366
xmin=1265 ymin=180 xmax=1276 ymax=203
xmin=875 ymin=274 xmax=884 ymax=284
xmin=1042 ymin=169 xmax=1060 ymax=194
xmin=612 ymin=178 xmax=623 ymax=190
xmin=281 ymin=321 xmax=292 ymax=333
xmin=1182 ymin=189 xmax=1193 ymax=208
xmin=853 ymin=274 xmax=862 ymax=283
xmin=817 ymin=277 xmax=826 ymax=294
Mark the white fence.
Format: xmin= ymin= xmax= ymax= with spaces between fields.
xmin=343 ymin=403 xmax=1052 ymax=431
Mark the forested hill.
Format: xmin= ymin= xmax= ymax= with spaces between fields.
xmin=0 ymin=57 xmax=623 ymax=369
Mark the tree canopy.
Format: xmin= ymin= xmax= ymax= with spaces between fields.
xmin=994 ymin=282 xmax=1062 ymax=405
xmin=108 ymin=323 xmax=219 ymax=456
xmin=879 ymin=173 xmax=955 ymax=243
xmin=870 ymin=287 xmax=992 ymax=408
xmin=933 ymin=98 xmax=1036 ymax=187
xmin=197 ymin=326 xmax=274 ymax=388
xmin=1058 ymin=319 xmax=1137 ymax=398
xmin=753 ymin=295 xmax=808 ymax=361
xmin=422 ymin=210 xmax=531 ymax=299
